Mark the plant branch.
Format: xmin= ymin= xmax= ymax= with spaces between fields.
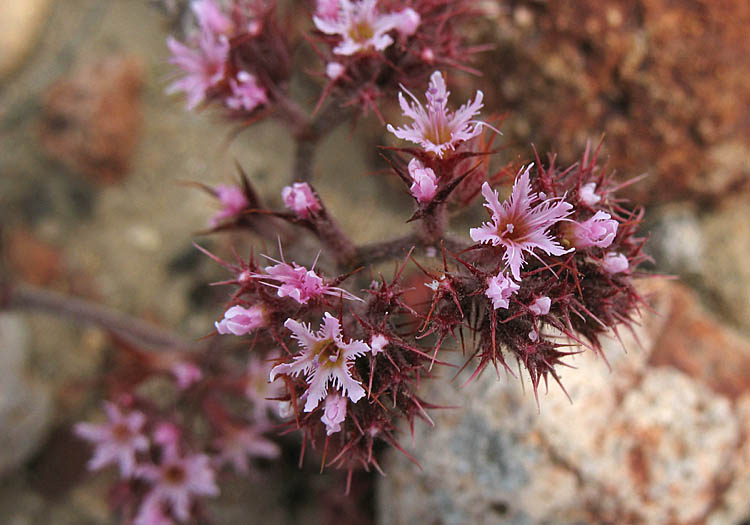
xmin=356 ymin=234 xmax=467 ymax=266
xmin=284 ymin=99 xmax=351 ymax=183
xmin=2 ymin=284 xmax=204 ymax=352
xmin=293 ymin=136 xmax=319 ymax=182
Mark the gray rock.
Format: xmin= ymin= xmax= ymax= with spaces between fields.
xmin=700 ymin=199 xmax=750 ymax=334
xmin=0 ymin=0 xmax=53 ymax=80
xmin=0 ymin=314 xmax=53 ymax=478
xmin=649 ymin=204 xmax=705 ymax=277
xmin=378 ymin=283 xmax=750 ymax=524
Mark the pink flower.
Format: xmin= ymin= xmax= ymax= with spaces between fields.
xmin=370 ymin=333 xmax=388 ymax=355
xmin=74 ymin=402 xmax=149 ymax=478
xmin=137 ymin=447 xmax=219 ymax=522
xmin=281 ymin=182 xmax=321 ymax=219
xmin=270 ymin=313 xmax=368 ymax=412
xmin=210 ymin=184 xmax=248 ymax=226
xmin=602 ymin=252 xmax=629 ymax=274
xmin=170 ymin=362 xmax=203 ymax=390
xmin=395 ymin=8 xmax=420 ymax=36
xmin=267 ymin=262 xmax=326 ymax=303
xmin=244 ymin=355 xmax=284 ymax=423
xmin=579 ymin=182 xmax=601 ymax=206
xmin=470 ymin=165 xmax=574 ymax=280
xmin=408 ymin=158 xmax=438 ymax=203
xmin=320 ymin=393 xmax=347 ymax=435
xmin=154 ymin=422 xmax=181 ymax=448
xmin=313 ymin=0 xmax=414 ymax=56
xmin=387 ymin=71 xmax=486 ymax=158
xmin=213 ymin=426 xmax=280 ymax=475
xmin=226 ymin=71 xmax=268 ymax=112
xmin=134 ymin=495 xmax=174 ymax=525
xmin=192 ymin=0 xmax=233 ymax=34
xmin=529 ymin=296 xmax=551 ymax=316
xmin=326 ymin=61 xmax=346 ymax=80
xmin=166 ymin=31 xmax=229 ymax=110
xmin=215 ymin=305 xmax=266 ymax=335
xmin=315 ymin=0 xmax=341 ymax=20
xmin=485 ymin=271 xmax=519 ymax=310
xmin=262 ymin=259 xmax=360 ymax=303
xmin=567 ymin=210 xmax=618 ymax=248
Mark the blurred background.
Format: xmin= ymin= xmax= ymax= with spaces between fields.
xmin=0 ymin=1 xmax=748 ymax=523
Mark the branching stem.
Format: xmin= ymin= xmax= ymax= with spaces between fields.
xmin=2 ymin=284 xmax=204 ymax=352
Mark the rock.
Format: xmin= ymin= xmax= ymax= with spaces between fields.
xmin=480 ymin=0 xmax=750 ymax=204
xmin=648 ymin=196 xmax=750 ymax=336
xmin=648 ymin=283 xmax=750 ymax=399
xmin=0 ymin=0 xmax=53 ymax=80
xmin=699 ymin=198 xmax=750 ymax=334
xmin=26 ymin=318 xmax=108 ymax=422
xmin=0 ymin=314 xmax=53 ymax=478
xmin=378 ymin=282 xmax=750 ymax=524
xmin=648 ymin=205 xmax=705 ymax=277
xmin=6 ymin=228 xmax=63 ymax=287
xmin=39 ymin=55 xmax=144 ymax=183
xmin=706 ymin=394 xmax=750 ymax=525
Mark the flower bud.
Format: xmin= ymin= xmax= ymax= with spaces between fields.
xmin=215 ymin=305 xmax=265 ymax=335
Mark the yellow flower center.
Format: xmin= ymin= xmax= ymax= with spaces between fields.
xmin=164 ymin=464 xmax=187 ymax=485
xmin=312 ymin=338 xmax=345 ymax=369
xmin=111 ymin=423 xmax=131 ymax=442
xmin=348 ymin=21 xmax=375 ymax=43
xmin=423 ymin=121 xmax=452 ymax=146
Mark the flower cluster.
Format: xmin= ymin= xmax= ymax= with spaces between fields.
xmin=75 ymin=349 xmax=281 ymax=522
xmin=388 ymin=71 xmax=486 ymax=158
xmin=167 ymin=0 xmax=289 ymax=114
xmin=187 ymin=71 xmax=647 ymax=482
xmin=313 ymin=0 xmax=420 ymax=56
xmin=75 ymin=3 xmax=652 ymax=522
xmin=167 ymin=0 xmax=481 ymax=120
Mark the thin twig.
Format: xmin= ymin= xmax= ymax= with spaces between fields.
xmin=293 ymin=136 xmax=319 ymax=183
xmin=356 ymin=234 xmax=467 ymax=266
xmin=3 ymin=284 xmax=204 ymax=352
xmin=285 ymin=100 xmax=350 ymax=184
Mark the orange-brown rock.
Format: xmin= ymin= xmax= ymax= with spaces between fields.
xmin=39 ymin=55 xmax=143 ymax=183
xmin=6 ymin=229 xmax=62 ymax=287
xmin=481 ymin=0 xmax=750 ymax=204
xmin=649 ymin=282 xmax=750 ymax=400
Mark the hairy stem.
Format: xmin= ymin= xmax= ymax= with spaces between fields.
xmin=357 ymin=234 xmax=467 ymax=266
xmin=286 ymin=100 xmax=350 ymax=183
xmin=419 ymin=204 xmax=448 ymax=245
xmin=313 ymin=209 xmax=360 ymax=269
xmin=2 ymin=284 xmax=203 ymax=351
xmin=293 ymin=136 xmax=319 ymax=182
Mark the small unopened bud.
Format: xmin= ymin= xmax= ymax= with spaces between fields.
xmin=485 ymin=272 xmax=519 ymax=310
xmin=566 ymin=211 xmax=618 ymax=248
xmin=529 ymin=296 xmax=551 ymax=316
xmin=579 ymin=182 xmax=601 ymax=206
xmin=281 ymin=182 xmax=321 ymax=219
xmin=320 ymin=393 xmax=347 ymax=435
xmin=396 ymin=8 xmax=421 ymax=36
xmin=326 ymin=62 xmax=346 ymax=80
xmin=602 ymin=252 xmax=629 ymax=274
xmin=247 ymin=20 xmax=262 ymax=36
xmin=421 ymin=48 xmax=435 ymax=63
xmin=408 ymin=158 xmax=438 ymax=203
xmin=215 ymin=305 xmax=266 ymax=335
xmin=370 ymin=334 xmax=389 ymax=355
